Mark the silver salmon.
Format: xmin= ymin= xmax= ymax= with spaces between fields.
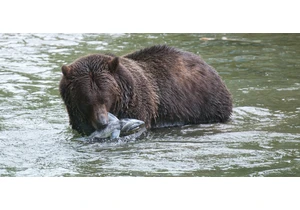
xmin=89 ymin=113 xmax=145 ymax=140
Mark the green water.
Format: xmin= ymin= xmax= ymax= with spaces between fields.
xmin=0 ymin=33 xmax=299 ymax=176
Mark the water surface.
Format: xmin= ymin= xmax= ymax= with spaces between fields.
xmin=0 ymin=33 xmax=299 ymax=176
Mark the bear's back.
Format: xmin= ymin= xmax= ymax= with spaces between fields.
xmin=125 ymin=45 xmax=180 ymax=61
xmin=123 ymin=45 xmax=232 ymax=126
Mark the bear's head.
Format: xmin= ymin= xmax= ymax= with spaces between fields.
xmin=59 ymin=54 xmax=131 ymax=136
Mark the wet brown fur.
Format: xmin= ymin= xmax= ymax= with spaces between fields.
xmin=59 ymin=45 xmax=232 ymax=136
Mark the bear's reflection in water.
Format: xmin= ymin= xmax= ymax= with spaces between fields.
xmin=78 ymin=113 xmax=146 ymax=143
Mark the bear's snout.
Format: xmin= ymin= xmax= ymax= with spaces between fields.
xmin=98 ymin=113 xmax=109 ymax=126
xmin=92 ymin=112 xmax=108 ymax=130
xmin=90 ymin=104 xmax=109 ymax=130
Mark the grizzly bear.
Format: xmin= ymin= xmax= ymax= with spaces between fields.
xmin=59 ymin=45 xmax=232 ymax=136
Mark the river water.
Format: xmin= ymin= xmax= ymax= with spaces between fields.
xmin=0 ymin=33 xmax=299 ymax=177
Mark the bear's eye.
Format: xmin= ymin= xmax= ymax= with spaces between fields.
xmin=78 ymin=101 xmax=92 ymax=112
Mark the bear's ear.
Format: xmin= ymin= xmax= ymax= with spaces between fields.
xmin=62 ymin=65 xmax=71 ymax=78
xmin=108 ymin=57 xmax=120 ymax=73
